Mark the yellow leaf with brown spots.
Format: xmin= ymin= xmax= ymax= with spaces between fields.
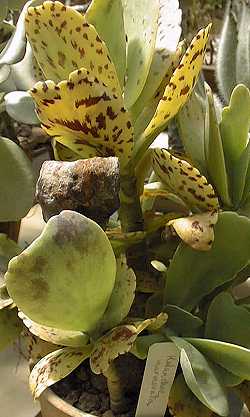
xmin=90 ymin=314 xmax=167 ymax=374
xmin=25 ymin=1 xmax=121 ymax=95
xmin=53 ymin=140 xmax=83 ymax=161
xmin=144 ymin=25 xmax=211 ymax=141
xmin=168 ymin=211 xmax=218 ymax=251
xmin=30 ymin=68 xmax=133 ymax=166
xmin=29 ymin=345 xmax=92 ymax=399
xmin=153 ymin=148 xmax=219 ymax=211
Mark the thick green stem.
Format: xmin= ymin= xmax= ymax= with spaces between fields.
xmin=119 ymin=169 xmax=144 ymax=233
xmin=103 ymin=362 xmax=129 ymax=414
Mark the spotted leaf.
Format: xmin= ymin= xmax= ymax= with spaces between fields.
xmin=29 ymin=345 xmax=92 ymax=399
xmin=168 ymin=211 xmax=218 ymax=251
xmin=90 ymin=314 xmax=167 ymax=374
xmin=123 ymin=0 xmax=159 ymax=108
xmin=30 ymin=68 xmax=133 ymax=166
xmin=131 ymin=0 xmax=182 ymax=120
xmin=52 ymin=140 xmax=81 ymax=161
xmin=25 ymin=1 xmax=121 ymax=94
xmin=153 ymin=148 xmax=219 ymax=211
xmin=19 ymin=312 xmax=89 ymax=347
xmin=143 ymin=25 xmax=211 ymax=144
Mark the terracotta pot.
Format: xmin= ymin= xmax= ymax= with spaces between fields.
xmin=39 ymin=389 xmax=97 ymax=417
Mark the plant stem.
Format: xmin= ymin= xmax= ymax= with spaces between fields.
xmin=103 ymin=362 xmax=129 ymax=414
xmin=119 ymin=169 xmax=144 ymax=233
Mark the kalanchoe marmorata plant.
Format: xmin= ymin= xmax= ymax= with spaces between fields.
xmin=1 ymin=1 xmax=250 ymax=416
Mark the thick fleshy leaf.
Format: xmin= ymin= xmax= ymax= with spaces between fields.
xmin=0 ymin=22 xmax=14 ymax=53
xmin=30 ymin=68 xmax=133 ymax=166
xmin=25 ymin=1 xmax=120 ymax=93
xmin=122 ymin=0 xmax=159 ymax=108
xmin=0 ymin=137 xmax=35 ymax=221
xmin=172 ymin=337 xmax=229 ymax=416
xmin=142 ymin=25 xmax=211 ymax=146
xmin=86 ymin=0 xmax=126 ymax=90
xmin=29 ymin=345 xmax=92 ymax=399
xmin=235 ymin=141 xmax=250 ymax=207
xmin=204 ymin=84 xmax=231 ymax=207
xmin=0 ymin=234 xmax=21 ymax=309
xmin=94 ymin=257 xmax=136 ymax=335
xmin=19 ymin=312 xmax=89 ymax=347
xmin=131 ymin=0 xmax=182 ymax=119
xmin=5 ymin=91 xmax=39 ymax=125
xmin=214 ymin=364 xmax=244 ymax=387
xmin=164 ymin=305 xmax=203 ymax=337
xmin=53 ymin=140 xmax=80 ymax=162
xmin=11 ymin=42 xmax=39 ymax=90
xmin=236 ymin=1 xmax=250 ymax=88
xmin=177 ymin=89 xmax=206 ymax=173
xmin=90 ymin=314 xmax=167 ymax=374
xmin=164 ymin=212 xmax=250 ymax=310
xmin=187 ymin=338 xmax=250 ymax=379
xmin=133 ymin=42 xmax=184 ymax=138
xmin=0 ymin=1 xmax=35 ymax=66
xmin=205 ymin=292 xmax=250 ymax=348
xmin=168 ymin=211 xmax=218 ymax=251
xmin=220 ymin=85 xmax=250 ymax=165
xmin=168 ymin=374 xmax=213 ymax=417
xmin=0 ymin=307 xmax=22 ymax=351
xmin=23 ymin=330 xmax=60 ymax=366
xmin=153 ymin=148 xmax=219 ymax=211
xmin=130 ymin=334 xmax=166 ymax=360
xmin=220 ymin=85 xmax=250 ymax=206
xmin=6 ymin=211 xmax=116 ymax=332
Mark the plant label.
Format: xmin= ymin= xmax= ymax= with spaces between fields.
xmin=135 ymin=342 xmax=179 ymax=417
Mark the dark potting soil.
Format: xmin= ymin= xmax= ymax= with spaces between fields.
xmin=53 ymin=357 xmax=139 ymax=417
xmin=53 ymin=355 xmax=172 ymax=417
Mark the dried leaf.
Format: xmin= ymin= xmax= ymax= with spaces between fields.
xmin=168 ymin=211 xmax=218 ymax=251
xmin=19 ymin=312 xmax=89 ymax=347
xmin=90 ymin=314 xmax=167 ymax=374
xmin=29 ymin=345 xmax=92 ymax=399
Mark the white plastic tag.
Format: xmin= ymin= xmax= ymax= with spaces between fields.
xmin=135 ymin=342 xmax=179 ymax=417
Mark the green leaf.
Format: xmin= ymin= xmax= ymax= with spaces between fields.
xmin=164 ymin=212 xmax=250 ymax=310
xmin=235 ymin=140 xmax=250 ymax=207
xmin=186 ymin=338 xmax=250 ymax=380
xmin=0 ymin=137 xmax=35 ymax=221
xmin=86 ymin=0 xmax=126 ymax=90
xmin=168 ymin=374 xmax=214 ymax=417
xmin=19 ymin=312 xmax=89 ymax=347
xmin=205 ymin=292 xmax=250 ymax=348
xmin=130 ymin=334 xmax=166 ymax=360
xmin=6 ymin=211 xmax=116 ymax=333
xmin=0 ymin=1 xmax=35 ymax=66
xmin=4 ymin=91 xmax=39 ymax=125
xmin=172 ymin=337 xmax=229 ymax=416
xmin=0 ymin=233 xmax=21 ymax=309
xmin=0 ymin=1 xmax=8 ymax=21
xmin=164 ymin=305 xmax=203 ymax=337
xmin=94 ymin=256 xmax=136 ymax=335
xmin=0 ymin=307 xmax=22 ymax=351
xmin=220 ymin=85 xmax=250 ymax=205
xmin=236 ymin=1 xmax=250 ymax=88
xmin=123 ymin=0 xmax=159 ymax=108
xmin=131 ymin=0 xmax=182 ymax=120
xmin=29 ymin=345 xmax=92 ymax=399
xmin=177 ymin=89 xmax=206 ymax=174
xmin=214 ymin=364 xmax=244 ymax=387
xmin=204 ymin=84 xmax=231 ymax=207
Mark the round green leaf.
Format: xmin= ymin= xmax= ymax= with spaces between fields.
xmin=0 ymin=137 xmax=35 ymax=221
xmin=6 ymin=211 xmax=116 ymax=333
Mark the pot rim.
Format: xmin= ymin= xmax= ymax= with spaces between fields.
xmin=40 ymin=388 xmax=97 ymax=417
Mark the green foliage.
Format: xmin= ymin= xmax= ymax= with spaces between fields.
xmin=164 ymin=212 xmax=250 ymax=310
xmin=6 ymin=211 xmax=116 ymax=332
xmin=0 ymin=137 xmax=34 ymax=221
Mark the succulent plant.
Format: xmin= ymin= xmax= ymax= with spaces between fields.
xmin=1 ymin=1 xmax=250 ymax=417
